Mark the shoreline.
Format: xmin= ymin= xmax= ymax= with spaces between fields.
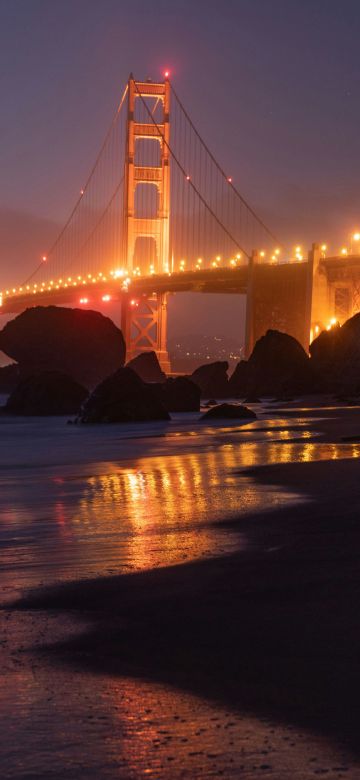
xmin=13 ymin=404 xmax=360 ymax=761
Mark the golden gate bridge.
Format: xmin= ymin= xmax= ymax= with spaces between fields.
xmin=1 ymin=74 xmax=360 ymax=368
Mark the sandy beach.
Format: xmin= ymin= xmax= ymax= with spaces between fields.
xmin=1 ymin=400 xmax=359 ymax=777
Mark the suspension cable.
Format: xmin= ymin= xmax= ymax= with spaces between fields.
xmin=170 ymin=82 xmax=283 ymax=248
xmin=22 ymin=83 xmax=129 ymax=286
xmin=133 ymin=80 xmax=251 ymax=260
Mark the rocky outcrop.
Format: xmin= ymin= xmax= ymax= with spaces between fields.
xmin=201 ymin=403 xmax=257 ymax=421
xmin=159 ymin=376 xmax=200 ymax=412
xmin=191 ymin=361 xmax=229 ymax=398
xmin=0 ymin=306 xmax=126 ymax=389
xmin=310 ymin=314 xmax=360 ymax=393
xmin=5 ymin=371 xmax=88 ymax=416
xmin=78 ymin=367 xmax=170 ymax=423
xmin=0 ymin=363 xmax=20 ymax=393
xmin=229 ymin=330 xmax=314 ymax=397
xmin=126 ymin=351 xmax=166 ymax=383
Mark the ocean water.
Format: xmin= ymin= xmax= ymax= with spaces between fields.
xmin=2 ymin=406 xmax=360 ymax=603
xmin=0 ymin=407 xmax=319 ymax=603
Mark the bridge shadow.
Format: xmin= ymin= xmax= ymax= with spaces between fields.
xmin=15 ymin=457 xmax=360 ymax=756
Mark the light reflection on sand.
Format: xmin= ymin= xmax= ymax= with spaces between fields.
xmin=1 ymin=414 xmax=360 ymax=599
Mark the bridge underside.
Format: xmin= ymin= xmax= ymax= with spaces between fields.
xmin=3 ymin=251 xmax=360 ymax=368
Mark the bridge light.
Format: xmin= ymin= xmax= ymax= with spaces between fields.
xmin=341 ymin=247 xmax=348 ymax=256
xmin=230 ymin=259 xmax=236 ymax=266
xmin=80 ymin=297 xmax=88 ymax=304
xmin=227 ymin=177 xmax=232 ymax=183
xmin=197 ymin=258 xmax=203 ymax=264
xmin=80 ymin=189 xmax=84 ymax=195
xmin=164 ymin=70 xmax=170 ymax=78
xmin=42 ymin=255 xmax=47 ymax=262
xmin=259 ymin=251 xmax=265 ymax=258
xmin=321 ymin=244 xmax=327 ymax=251
xmin=102 ymin=294 xmax=111 ymax=302
xmin=275 ymin=248 xmax=280 ymax=256
xmin=186 ymin=175 xmax=190 ymax=181
xmin=212 ymin=261 xmax=217 ymax=267
xmin=236 ymin=253 xmax=241 ymax=259
xmin=353 ymin=233 xmax=360 ymax=241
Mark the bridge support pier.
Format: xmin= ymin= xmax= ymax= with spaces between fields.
xmin=244 ymin=249 xmax=314 ymax=357
xmin=121 ymin=292 xmax=171 ymax=373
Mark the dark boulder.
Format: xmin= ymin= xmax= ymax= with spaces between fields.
xmin=201 ymin=403 xmax=257 ymax=421
xmin=5 ymin=371 xmax=88 ymax=416
xmin=229 ymin=330 xmax=314 ymax=397
xmin=310 ymin=314 xmax=360 ymax=393
xmin=0 ymin=306 xmax=126 ymax=389
xmin=0 ymin=363 xmax=20 ymax=393
xmin=126 ymin=351 xmax=166 ymax=383
xmin=159 ymin=376 xmax=200 ymax=412
xmin=79 ymin=367 xmax=170 ymax=423
xmin=191 ymin=361 xmax=229 ymax=398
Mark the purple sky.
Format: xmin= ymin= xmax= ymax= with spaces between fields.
xmin=1 ymin=0 xmax=360 ymax=339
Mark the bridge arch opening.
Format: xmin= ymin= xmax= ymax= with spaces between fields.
xmin=134 ymin=183 xmax=159 ymax=220
xmin=133 ymin=236 xmax=158 ymax=274
xmin=135 ymin=137 xmax=161 ymax=168
xmin=134 ymin=95 xmax=164 ymax=124
xmin=167 ymin=292 xmax=246 ymax=374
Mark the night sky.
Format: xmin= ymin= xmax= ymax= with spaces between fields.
xmin=1 ymin=0 xmax=360 ymax=339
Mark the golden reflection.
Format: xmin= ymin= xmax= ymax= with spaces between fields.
xmin=68 ymin=435 xmax=360 ymax=571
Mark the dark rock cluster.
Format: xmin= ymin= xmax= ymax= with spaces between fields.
xmin=126 ymin=350 xmax=166 ymax=383
xmin=3 ymin=304 xmax=360 ymax=420
xmin=309 ymin=314 xmax=360 ymax=394
xmin=0 ymin=363 xmax=20 ymax=393
xmin=5 ymin=371 xmax=88 ymax=416
xmin=78 ymin=367 xmax=170 ymax=423
xmin=229 ymin=330 xmax=315 ymax=398
xmin=201 ymin=403 xmax=256 ymax=421
xmin=0 ymin=306 xmax=125 ymax=389
xmin=155 ymin=376 xmax=200 ymax=412
xmin=191 ymin=361 xmax=229 ymax=398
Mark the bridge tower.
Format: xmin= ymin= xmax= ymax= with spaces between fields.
xmin=121 ymin=75 xmax=171 ymax=371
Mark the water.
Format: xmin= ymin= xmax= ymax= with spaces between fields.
xmin=1 ymin=407 xmax=360 ymax=778
xmin=0 ymin=410 xmax=331 ymax=601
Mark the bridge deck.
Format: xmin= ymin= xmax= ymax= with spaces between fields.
xmin=0 ymin=266 xmax=250 ymax=315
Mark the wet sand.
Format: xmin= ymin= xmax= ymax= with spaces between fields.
xmin=9 ymin=402 xmax=360 ymax=777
